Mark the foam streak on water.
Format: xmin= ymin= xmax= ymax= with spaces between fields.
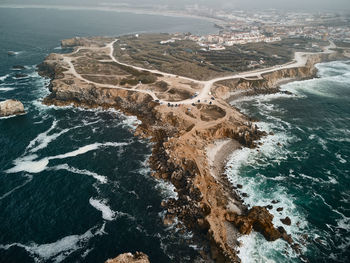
xmin=0 ymin=224 xmax=105 ymax=263
xmin=6 ymin=142 xmax=129 ymax=174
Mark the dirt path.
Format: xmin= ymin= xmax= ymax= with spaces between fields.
xmin=62 ymin=39 xmax=336 ymax=106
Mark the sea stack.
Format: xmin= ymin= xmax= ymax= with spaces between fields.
xmin=105 ymin=252 xmax=150 ymax=263
xmin=0 ymin=99 xmax=25 ymax=117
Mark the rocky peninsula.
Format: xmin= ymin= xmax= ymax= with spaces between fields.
xmin=37 ymin=34 xmax=345 ymax=262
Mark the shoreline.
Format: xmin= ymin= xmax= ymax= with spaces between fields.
xmin=36 ymin=35 xmax=346 ymax=262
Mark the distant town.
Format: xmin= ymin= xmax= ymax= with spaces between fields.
xmin=185 ymin=8 xmax=350 ymax=51
xmin=122 ymin=4 xmax=350 ymax=51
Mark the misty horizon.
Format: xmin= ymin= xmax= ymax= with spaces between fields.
xmin=0 ymin=0 xmax=350 ymax=12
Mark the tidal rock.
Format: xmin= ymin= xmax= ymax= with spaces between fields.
xmin=0 ymin=99 xmax=25 ymax=117
xmin=265 ymin=205 xmax=273 ymax=210
xmin=277 ymin=207 xmax=283 ymax=212
xmin=227 ymin=206 xmax=284 ymax=241
xmin=281 ymin=216 xmax=291 ymax=226
xmin=7 ymin=51 xmax=16 ymax=56
xmin=14 ymin=73 xmax=28 ymax=79
xmin=12 ymin=65 xmax=26 ymax=70
xmin=105 ymin=252 xmax=150 ymax=263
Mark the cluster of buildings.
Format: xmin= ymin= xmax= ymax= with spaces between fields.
xmin=184 ymin=7 xmax=350 ymax=44
xmin=156 ymin=8 xmax=350 ymax=52
xmin=187 ymin=31 xmax=281 ymax=51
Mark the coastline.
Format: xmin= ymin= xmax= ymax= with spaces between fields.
xmin=36 ymin=36 xmax=347 ymax=262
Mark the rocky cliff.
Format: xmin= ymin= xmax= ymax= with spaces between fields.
xmin=213 ymin=52 xmax=344 ymax=101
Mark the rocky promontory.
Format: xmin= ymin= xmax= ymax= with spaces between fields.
xmin=38 ymin=35 xmax=344 ymax=262
xmin=0 ymin=99 xmax=25 ymax=117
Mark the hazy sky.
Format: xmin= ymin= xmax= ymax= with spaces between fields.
xmin=1 ymin=0 xmax=349 ymax=11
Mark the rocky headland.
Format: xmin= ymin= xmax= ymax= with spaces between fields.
xmin=37 ymin=35 xmax=345 ymax=262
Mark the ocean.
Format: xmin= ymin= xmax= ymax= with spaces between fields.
xmin=228 ymin=61 xmax=350 ymax=263
xmin=0 ymin=7 xmax=216 ymax=263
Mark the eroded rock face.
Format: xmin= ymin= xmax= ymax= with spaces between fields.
xmin=105 ymin=252 xmax=150 ymax=263
xmin=0 ymin=99 xmax=25 ymax=117
xmin=226 ymin=206 xmax=291 ymax=242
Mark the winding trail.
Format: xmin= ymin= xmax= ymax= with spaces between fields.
xmin=65 ymin=39 xmax=336 ymax=105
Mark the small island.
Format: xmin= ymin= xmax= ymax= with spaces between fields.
xmin=0 ymin=99 xmax=25 ymax=118
xmin=37 ymin=33 xmax=347 ymax=262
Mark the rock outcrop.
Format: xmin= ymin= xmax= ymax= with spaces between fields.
xmin=105 ymin=252 xmax=150 ymax=263
xmin=0 ymin=99 xmax=25 ymax=117
xmin=226 ymin=206 xmax=291 ymax=242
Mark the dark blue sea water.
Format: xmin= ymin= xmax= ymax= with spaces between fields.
xmin=228 ymin=61 xmax=350 ymax=263
xmin=0 ymin=7 xmax=216 ymax=263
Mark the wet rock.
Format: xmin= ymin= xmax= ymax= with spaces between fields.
xmin=272 ymin=200 xmax=280 ymax=204
xmin=281 ymin=217 xmax=291 ymax=226
xmin=0 ymin=99 xmax=25 ymax=117
xmin=105 ymin=252 xmax=150 ymax=263
xmin=242 ymin=193 xmax=249 ymax=197
xmin=277 ymin=207 xmax=283 ymax=212
xmin=237 ymin=184 xmax=243 ymax=189
xmin=163 ymin=213 xmax=176 ymax=226
xmin=281 ymin=90 xmax=294 ymax=95
xmin=265 ymin=205 xmax=273 ymax=210
xmin=12 ymin=65 xmax=25 ymax=70
xmin=14 ymin=73 xmax=28 ymax=79
xmin=228 ymin=206 xmax=284 ymax=241
xmin=278 ymin=226 xmax=293 ymax=244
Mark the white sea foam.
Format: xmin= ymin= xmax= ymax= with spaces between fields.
xmin=335 ymin=153 xmax=347 ymax=164
xmin=0 ymin=224 xmax=104 ymax=263
xmin=0 ymin=174 xmax=33 ymax=200
xmin=6 ymin=142 xmax=128 ymax=174
xmin=137 ymin=157 xmax=178 ymax=200
xmin=25 ymin=120 xmax=71 ymax=153
xmin=0 ymin=74 xmax=10 ymax=81
xmin=50 ymin=164 xmax=107 ymax=184
xmin=0 ymin=87 xmax=15 ymax=91
xmin=122 ymin=115 xmax=141 ymax=130
xmin=89 ymin=198 xmax=115 ymax=221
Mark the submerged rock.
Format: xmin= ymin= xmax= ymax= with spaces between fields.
xmin=12 ymin=65 xmax=25 ymax=70
xmin=0 ymin=99 xmax=25 ymax=117
xmin=14 ymin=73 xmax=28 ymax=79
xmin=105 ymin=252 xmax=150 ymax=263
xmin=7 ymin=51 xmax=16 ymax=56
